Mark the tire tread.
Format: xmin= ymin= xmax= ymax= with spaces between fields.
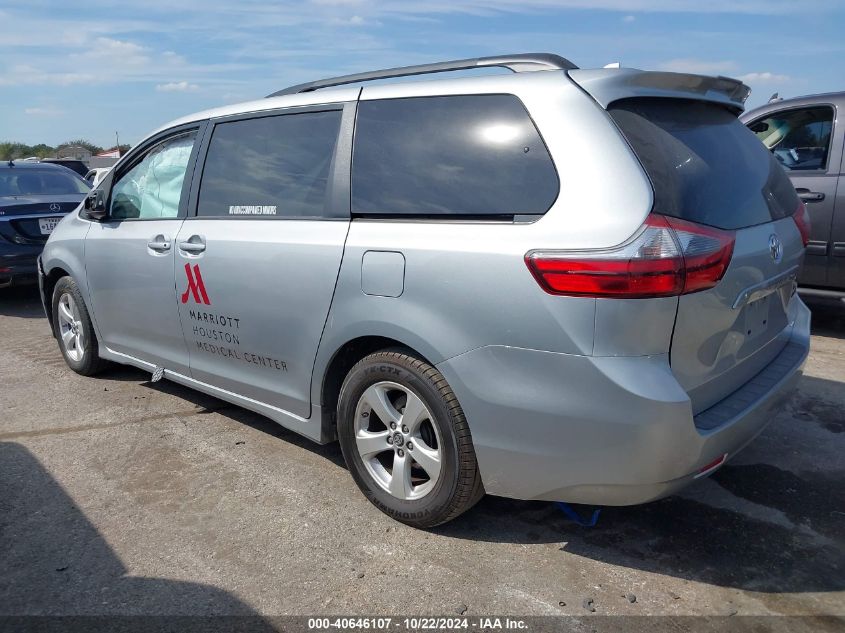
xmin=339 ymin=348 xmax=484 ymax=527
xmin=52 ymin=276 xmax=109 ymax=376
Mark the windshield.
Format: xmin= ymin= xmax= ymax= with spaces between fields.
xmin=0 ymin=169 xmax=90 ymax=196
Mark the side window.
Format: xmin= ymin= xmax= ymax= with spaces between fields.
xmin=352 ymin=94 xmax=559 ymax=217
xmin=197 ymin=110 xmax=342 ymax=218
xmin=109 ymin=132 xmax=197 ymax=220
xmin=749 ymin=106 xmax=834 ymax=171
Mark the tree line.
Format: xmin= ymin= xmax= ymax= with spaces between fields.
xmin=0 ymin=139 xmax=131 ymax=160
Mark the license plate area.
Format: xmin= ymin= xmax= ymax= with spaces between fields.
xmin=744 ymin=294 xmax=771 ymax=340
xmin=39 ymin=217 xmax=61 ymax=235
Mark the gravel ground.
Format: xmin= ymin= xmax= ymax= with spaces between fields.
xmin=0 ymin=285 xmax=842 ymax=622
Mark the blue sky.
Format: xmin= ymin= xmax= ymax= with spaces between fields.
xmin=2 ymin=0 xmax=844 ymax=148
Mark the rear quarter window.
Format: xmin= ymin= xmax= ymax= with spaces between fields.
xmin=610 ymin=98 xmax=799 ymax=230
xmin=352 ymin=94 xmax=559 ymax=218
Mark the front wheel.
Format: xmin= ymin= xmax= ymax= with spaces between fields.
xmin=52 ymin=276 xmax=108 ymax=376
xmin=337 ymin=349 xmax=484 ymax=528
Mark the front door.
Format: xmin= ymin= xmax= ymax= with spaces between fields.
xmin=748 ymin=104 xmax=839 ymax=287
xmin=175 ymin=106 xmax=351 ymax=418
xmin=85 ymin=128 xmax=202 ymax=373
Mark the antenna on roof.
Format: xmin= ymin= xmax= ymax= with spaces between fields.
xmin=603 ymin=62 xmax=621 ymax=69
xmin=7 ymin=160 xmax=14 ymax=167
xmin=768 ymin=92 xmax=783 ymax=103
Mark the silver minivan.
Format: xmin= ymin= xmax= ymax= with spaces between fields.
xmin=39 ymin=54 xmax=811 ymax=527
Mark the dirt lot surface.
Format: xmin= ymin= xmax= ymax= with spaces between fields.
xmin=1 ymin=285 xmax=843 ymax=623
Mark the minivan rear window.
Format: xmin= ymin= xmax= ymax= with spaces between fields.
xmin=352 ymin=94 xmax=559 ymax=218
xmin=610 ymin=99 xmax=799 ymax=230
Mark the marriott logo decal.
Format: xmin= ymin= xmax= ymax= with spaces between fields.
xmin=181 ymin=263 xmax=211 ymax=305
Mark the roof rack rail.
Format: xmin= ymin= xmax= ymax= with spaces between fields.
xmin=267 ymin=53 xmax=577 ymax=98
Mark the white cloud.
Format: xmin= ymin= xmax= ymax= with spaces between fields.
xmin=0 ymin=64 xmax=97 ymax=87
xmin=75 ymin=37 xmax=150 ymax=66
xmin=329 ymin=14 xmax=380 ymax=26
xmin=622 ymin=14 xmax=636 ymax=21
xmin=155 ymin=81 xmax=200 ymax=92
xmin=24 ymin=107 xmax=64 ymax=117
xmin=307 ymin=0 xmax=842 ymax=15
xmin=737 ymin=71 xmax=790 ymax=83
xmin=162 ymin=51 xmax=188 ymax=65
xmin=0 ymin=37 xmax=156 ymax=86
xmin=658 ymin=58 xmax=738 ymax=75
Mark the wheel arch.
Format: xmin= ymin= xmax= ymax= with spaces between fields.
xmin=42 ymin=265 xmax=72 ymax=335
xmin=42 ymin=245 xmax=105 ymax=349
xmin=317 ymin=334 xmax=439 ymax=436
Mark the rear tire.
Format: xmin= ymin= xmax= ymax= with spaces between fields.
xmin=337 ymin=349 xmax=484 ymax=528
xmin=52 ymin=276 xmax=108 ymax=376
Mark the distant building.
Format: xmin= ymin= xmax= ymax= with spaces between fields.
xmin=90 ymin=148 xmax=121 ymax=168
xmin=55 ymin=145 xmax=93 ymax=161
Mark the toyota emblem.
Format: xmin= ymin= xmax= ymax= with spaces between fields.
xmin=769 ymin=234 xmax=783 ymax=263
xmin=49 ymin=203 xmax=61 ymax=212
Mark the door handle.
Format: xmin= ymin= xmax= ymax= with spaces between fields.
xmin=147 ymin=236 xmax=171 ymax=252
xmin=178 ymin=236 xmax=206 ymax=254
xmin=796 ymin=189 xmax=825 ymax=202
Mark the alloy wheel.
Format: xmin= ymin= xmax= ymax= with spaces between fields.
xmin=57 ymin=292 xmax=85 ymax=362
xmin=353 ymin=381 xmax=443 ymax=500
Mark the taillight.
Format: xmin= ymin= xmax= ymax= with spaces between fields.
xmin=665 ymin=216 xmax=735 ymax=294
xmin=792 ymin=201 xmax=811 ymax=248
xmin=525 ymin=214 xmax=735 ymax=299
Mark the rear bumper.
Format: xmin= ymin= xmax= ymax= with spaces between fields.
xmin=0 ymin=242 xmax=41 ymax=287
xmin=437 ymin=299 xmax=810 ymax=504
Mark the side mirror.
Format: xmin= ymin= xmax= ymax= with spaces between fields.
xmin=84 ymin=191 xmax=108 ymax=220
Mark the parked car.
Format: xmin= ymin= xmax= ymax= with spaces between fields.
xmin=41 ymin=158 xmax=90 ymax=178
xmin=84 ymin=167 xmax=111 ymax=188
xmin=0 ymin=161 xmax=89 ymax=287
xmin=39 ymin=54 xmax=811 ymax=527
xmin=742 ymin=92 xmax=844 ymax=298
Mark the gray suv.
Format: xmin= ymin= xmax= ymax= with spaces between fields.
xmin=39 ymin=54 xmax=811 ymax=527
xmin=742 ymin=92 xmax=845 ymax=297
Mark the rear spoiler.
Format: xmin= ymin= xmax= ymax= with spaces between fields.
xmin=568 ymin=68 xmax=751 ymax=113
